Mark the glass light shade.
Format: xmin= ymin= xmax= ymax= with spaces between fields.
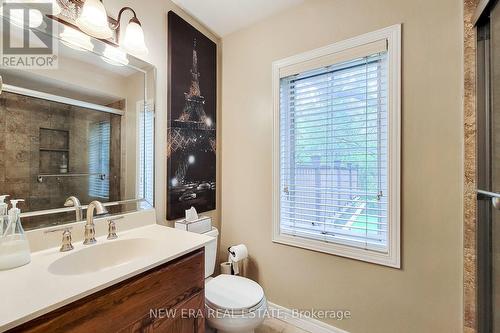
xmin=121 ymin=21 xmax=148 ymax=57
xmin=60 ymin=26 xmax=94 ymax=51
xmin=101 ymin=45 xmax=129 ymax=66
xmin=76 ymin=0 xmax=113 ymax=39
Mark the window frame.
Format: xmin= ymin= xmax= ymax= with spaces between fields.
xmin=88 ymin=120 xmax=111 ymax=200
xmin=136 ymin=99 xmax=156 ymax=208
xmin=272 ymin=25 xmax=401 ymax=268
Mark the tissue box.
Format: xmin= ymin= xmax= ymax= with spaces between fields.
xmin=174 ymin=216 xmax=212 ymax=234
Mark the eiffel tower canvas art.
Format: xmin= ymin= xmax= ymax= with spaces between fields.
xmin=167 ymin=12 xmax=217 ymax=220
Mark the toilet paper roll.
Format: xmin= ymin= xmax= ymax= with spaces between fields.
xmin=220 ymin=262 xmax=232 ymax=275
xmin=228 ymin=244 xmax=248 ymax=262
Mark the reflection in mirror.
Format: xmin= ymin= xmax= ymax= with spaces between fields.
xmin=0 ymin=15 xmax=155 ymax=230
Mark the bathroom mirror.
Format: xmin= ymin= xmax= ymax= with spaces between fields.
xmin=0 ymin=12 xmax=155 ymax=230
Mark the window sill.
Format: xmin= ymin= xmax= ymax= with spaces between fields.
xmin=272 ymin=233 xmax=401 ymax=268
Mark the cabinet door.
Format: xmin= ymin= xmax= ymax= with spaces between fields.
xmin=9 ymin=250 xmax=204 ymax=333
xmin=125 ymin=292 xmax=205 ymax=333
xmin=159 ymin=293 xmax=205 ymax=333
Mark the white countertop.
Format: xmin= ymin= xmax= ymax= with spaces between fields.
xmin=0 ymin=224 xmax=212 ymax=332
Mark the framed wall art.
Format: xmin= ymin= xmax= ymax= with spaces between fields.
xmin=167 ymin=11 xmax=217 ymax=220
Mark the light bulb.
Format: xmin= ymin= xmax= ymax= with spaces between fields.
xmin=76 ymin=0 xmax=113 ymax=39
xmin=60 ymin=26 xmax=94 ymax=51
xmin=121 ymin=20 xmax=148 ymax=57
xmin=101 ymin=45 xmax=129 ymax=66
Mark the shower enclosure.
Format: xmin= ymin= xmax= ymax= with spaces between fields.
xmin=0 ymin=90 xmax=122 ymax=229
xmin=476 ymin=0 xmax=500 ymax=331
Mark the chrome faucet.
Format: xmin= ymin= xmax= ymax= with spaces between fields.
xmin=83 ymin=200 xmax=108 ymax=245
xmin=64 ymin=196 xmax=82 ymax=222
xmin=45 ymin=226 xmax=74 ymax=252
xmin=107 ymin=216 xmax=123 ymax=240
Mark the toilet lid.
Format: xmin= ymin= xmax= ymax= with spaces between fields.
xmin=205 ymin=275 xmax=264 ymax=311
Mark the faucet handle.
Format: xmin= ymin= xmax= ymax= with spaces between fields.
xmin=61 ymin=229 xmax=74 ymax=252
xmin=107 ymin=221 xmax=117 ymax=240
xmin=45 ymin=227 xmax=74 ymax=252
xmin=83 ymin=224 xmax=97 ymax=245
xmin=107 ymin=216 xmax=123 ymax=240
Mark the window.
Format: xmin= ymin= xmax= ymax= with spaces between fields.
xmin=272 ymin=25 xmax=401 ymax=267
xmin=88 ymin=121 xmax=110 ymax=199
xmin=137 ymin=100 xmax=155 ymax=207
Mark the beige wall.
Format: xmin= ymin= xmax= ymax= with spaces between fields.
xmin=221 ymin=0 xmax=463 ymax=332
xmin=104 ymin=0 xmax=222 ymax=226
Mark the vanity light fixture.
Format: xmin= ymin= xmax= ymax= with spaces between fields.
xmin=101 ymin=44 xmax=129 ymax=66
xmin=117 ymin=7 xmax=149 ymax=57
xmin=72 ymin=2 xmax=148 ymax=57
xmin=60 ymin=25 xmax=94 ymax=51
xmin=76 ymin=0 xmax=113 ymax=39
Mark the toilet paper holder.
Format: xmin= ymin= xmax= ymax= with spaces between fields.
xmin=227 ymin=245 xmax=249 ymax=276
xmin=227 ymin=247 xmax=237 ymax=275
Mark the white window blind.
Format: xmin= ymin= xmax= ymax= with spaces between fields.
xmin=137 ymin=101 xmax=155 ymax=207
xmin=88 ymin=121 xmax=110 ymax=199
xmin=280 ymin=52 xmax=389 ymax=253
xmin=274 ymin=26 xmax=400 ymax=267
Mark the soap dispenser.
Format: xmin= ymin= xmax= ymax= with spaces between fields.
xmin=60 ymin=153 xmax=68 ymax=174
xmin=0 ymin=199 xmax=31 ymax=270
xmin=0 ymin=195 xmax=9 ymax=235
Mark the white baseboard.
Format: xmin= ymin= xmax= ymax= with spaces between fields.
xmin=267 ymin=302 xmax=350 ymax=333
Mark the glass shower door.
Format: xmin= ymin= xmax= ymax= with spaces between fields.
xmin=477 ymin=2 xmax=500 ymax=331
xmin=491 ymin=5 xmax=500 ymax=328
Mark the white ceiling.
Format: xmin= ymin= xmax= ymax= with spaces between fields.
xmin=172 ymin=0 xmax=304 ymax=37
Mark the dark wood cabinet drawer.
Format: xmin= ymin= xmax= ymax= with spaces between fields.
xmin=9 ymin=249 xmax=205 ymax=333
xmin=124 ymin=291 xmax=205 ymax=333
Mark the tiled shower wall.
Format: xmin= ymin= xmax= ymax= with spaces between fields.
xmin=0 ymin=92 xmax=121 ymax=229
xmin=464 ymin=0 xmax=480 ymax=331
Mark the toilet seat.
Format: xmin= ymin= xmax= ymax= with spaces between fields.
xmin=205 ymin=275 xmax=265 ymax=313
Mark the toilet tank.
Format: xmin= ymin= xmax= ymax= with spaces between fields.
xmin=203 ymin=227 xmax=219 ymax=278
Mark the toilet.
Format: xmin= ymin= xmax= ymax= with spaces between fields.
xmin=203 ymin=227 xmax=267 ymax=333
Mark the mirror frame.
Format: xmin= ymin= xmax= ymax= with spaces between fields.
xmin=0 ymin=13 xmax=157 ymax=225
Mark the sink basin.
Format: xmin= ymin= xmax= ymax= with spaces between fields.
xmin=48 ymin=238 xmax=161 ymax=276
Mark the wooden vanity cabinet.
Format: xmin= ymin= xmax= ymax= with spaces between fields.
xmin=9 ymin=249 xmax=205 ymax=333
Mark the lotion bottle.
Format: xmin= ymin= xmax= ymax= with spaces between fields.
xmin=0 ymin=195 xmax=9 ymax=236
xmin=0 ymin=199 xmax=31 ymax=270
